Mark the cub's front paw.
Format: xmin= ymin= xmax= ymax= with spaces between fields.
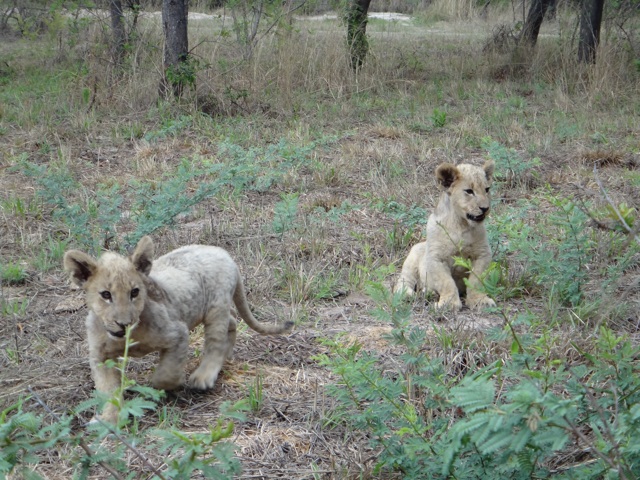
xmin=187 ymin=365 xmax=221 ymax=391
xmin=467 ymin=294 xmax=496 ymax=310
xmin=435 ymin=295 xmax=463 ymax=312
xmin=88 ymin=403 xmax=119 ymax=425
xmin=151 ymin=372 xmax=185 ymax=391
xmin=394 ymin=280 xmax=416 ymax=298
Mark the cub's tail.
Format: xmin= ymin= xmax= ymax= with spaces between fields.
xmin=233 ymin=269 xmax=294 ymax=334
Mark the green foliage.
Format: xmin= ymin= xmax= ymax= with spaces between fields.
xmin=376 ymin=200 xmax=428 ymax=230
xmin=311 ymin=200 xmax=358 ymax=225
xmin=127 ymin=158 xmax=219 ymax=243
xmin=482 ymin=138 xmax=541 ymax=186
xmin=603 ymin=202 xmax=636 ymax=231
xmin=320 ymin=281 xmax=640 ymax=479
xmin=152 ymin=421 xmax=240 ymax=479
xmin=215 ymin=137 xmax=319 ymax=192
xmin=272 ymin=192 xmax=300 ymax=234
xmin=431 ymin=108 xmax=447 ymax=128
xmin=0 ymin=399 xmax=73 ymax=479
xmin=165 ymin=56 xmax=206 ymax=94
xmin=144 ymin=115 xmax=193 ymax=142
xmin=373 ymin=199 xmax=427 ymax=251
xmin=0 ymin=195 xmax=41 ymax=218
xmin=490 ymin=196 xmax=595 ymax=307
xmin=0 ymin=261 xmax=27 ymax=285
xmin=246 ymin=371 xmax=264 ymax=413
xmin=19 ymin=159 xmax=122 ymax=253
xmin=1 ymin=297 xmax=29 ymax=318
xmin=15 ymin=137 xmax=328 ymax=253
xmin=1 ymin=328 xmax=243 ymax=479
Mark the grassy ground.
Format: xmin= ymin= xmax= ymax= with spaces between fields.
xmin=1 ymin=3 xmax=639 ymax=479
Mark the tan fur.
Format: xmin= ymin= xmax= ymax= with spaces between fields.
xmin=64 ymin=236 xmax=293 ymax=423
xmin=395 ymin=160 xmax=496 ymax=312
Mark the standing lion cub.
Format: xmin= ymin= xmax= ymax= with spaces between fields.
xmin=395 ymin=160 xmax=496 ymax=312
xmin=64 ymin=236 xmax=293 ymax=423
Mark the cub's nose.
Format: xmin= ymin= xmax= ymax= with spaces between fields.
xmin=480 ymin=206 xmax=489 ymax=214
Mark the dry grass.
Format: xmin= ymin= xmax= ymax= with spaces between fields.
xmin=1 ymin=3 xmax=640 ymax=478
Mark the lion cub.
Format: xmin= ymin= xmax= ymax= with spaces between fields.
xmin=64 ymin=236 xmax=293 ymax=423
xmin=395 ymin=160 xmax=496 ymax=312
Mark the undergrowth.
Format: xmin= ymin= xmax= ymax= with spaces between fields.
xmin=1 ymin=327 xmax=245 ymax=479
xmin=319 ymin=171 xmax=640 ymax=478
xmin=319 ymin=282 xmax=640 ymax=479
xmin=13 ymin=135 xmax=335 ymax=254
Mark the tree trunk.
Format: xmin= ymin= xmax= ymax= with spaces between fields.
xmin=578 ymin=0 xmax=605 ymax=64
xmin=346 ymin=0 xmax=371 ymax=72
xmin=520 ymin=0 xmax=555 ymax=47
xmin=109 ymin=0 xmax=126 ymax=67
xmin=160 ymin=0 xmax=189 ymax=98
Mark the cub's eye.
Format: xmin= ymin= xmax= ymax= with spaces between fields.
xmin=130 ymin=288 xmax=140 ymax=299
xmin=464 ymin=189 xmax=474 ymax=195
xmin=100 ymin=291 xmax=112 ymax=301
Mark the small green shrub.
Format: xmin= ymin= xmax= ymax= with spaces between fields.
xmin=247 ymin=371 xmax=264 ymax=413
xmin=432 ymin=108 xmax=447 ymax=128
xmin=16 ymin=137 xmax=334 ymax=253
xmin=0 ymin=262 xmax=27 ymax=285
xmin=272 ymin=192 xmax=300 ymax=234
xmin=490 ymin=196 xmax=594 ymax=307
xmin=144 ymin=115 xmax=194 ymax=142
xmin=483 ymin=138 xmax=541 ymax=187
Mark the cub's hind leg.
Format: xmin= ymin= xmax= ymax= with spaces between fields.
xmin=188 ymin=304 xmax=232 ymax=391
xmin=394 ymin=242 xmax=427 ymax=296
xmin=226 ymin=317 xmax=237 ymax=360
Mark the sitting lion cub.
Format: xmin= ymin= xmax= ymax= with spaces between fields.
xmin=64 ymin=236 xmax=293 ymax=423
xmin=395 ymin=160 xmax=496 ymax=311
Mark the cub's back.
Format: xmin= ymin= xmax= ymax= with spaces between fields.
xmin=152 ymin=245 xmax=239 ymax=300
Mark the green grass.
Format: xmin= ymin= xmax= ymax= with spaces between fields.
xmin=0 ymin=262 xmax=27 ymax=285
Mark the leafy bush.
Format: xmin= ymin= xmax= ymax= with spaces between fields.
xmin=272 ymin=192 xmax=300 ymax=234
xmin=319 ymin=282 xmax=640 ymax=479
xmin=483 ymin=138 xmax=540 ymax=187
xmin=489 ymin=195 xmax=595 ymax=307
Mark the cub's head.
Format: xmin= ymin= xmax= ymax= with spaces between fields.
xmin=63 ymin=236 xmax=155 ymax=339
xmin=436 ymin=160 xmax=495 ymax=225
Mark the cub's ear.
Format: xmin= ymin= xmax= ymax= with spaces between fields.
xmin=64 ymin=250 xmax=98 ymax=287
xmin=436 ymin=163 xmax=460 ymax=190
xmin=131 ymin=236 xmax=154 ymax=276
xmin=483 ymin=159 xmax=495 ymax=181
